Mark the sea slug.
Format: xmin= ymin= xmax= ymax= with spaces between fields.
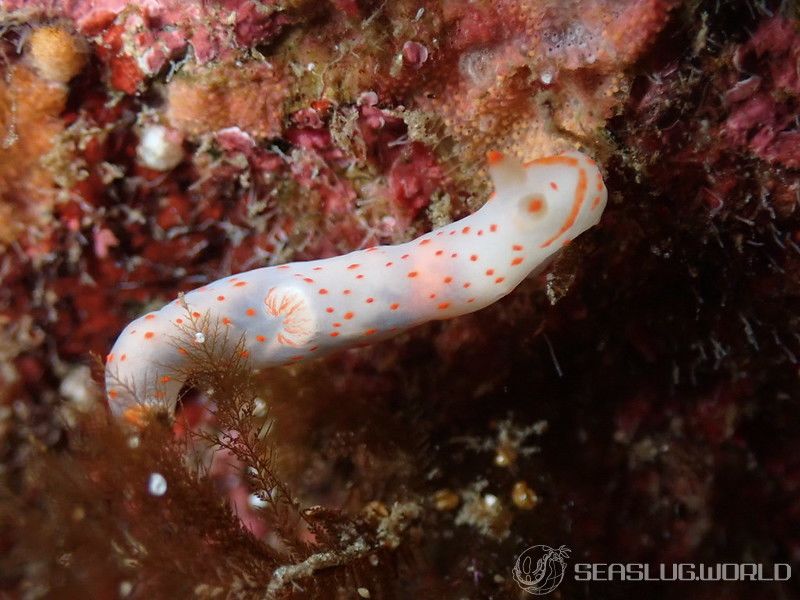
xmin=105 ymin=151 xmax=607 ymax=421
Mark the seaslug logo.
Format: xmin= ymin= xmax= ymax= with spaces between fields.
xmin=513 ymin=543 xmax=792 ymax=595
xmin=512 ymin=545 xmax=571 ymax=595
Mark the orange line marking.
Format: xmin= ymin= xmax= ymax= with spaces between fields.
xmin=540 ymin=167 xmax=588 ymax=248
xmin=523 ymin=155 xmax=580 ymax=168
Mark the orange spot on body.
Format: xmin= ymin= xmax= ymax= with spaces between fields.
xmin=176 ymin=318 xmax=184 ymax=324
xmin=256 ymin=335 xmax=266 ymax=343
xmin=326 ymin=307 xmax=334 ymax=313
xmin=429 ymin=293 xmax=437 ymax=299
xmin=217 ymin=295 xmax=225 ymax=301
xmin=592 ymin=195 xmax=602 ymax=209
xmin=108 ymin=389 xmax=118 ymax=399
xmin=120 ymin=354 xmax=127 ymax=361
xmin=527 ymin=197 xmax=544 ymax=214
xmin=435 ymin=250 xmax=443 ymax=256
xmin=390 ymin=303 xmax=399 ymax=310
xmin=486 ymin=150 xmax=504 ymax=165
xmin=401 ymin=254 xmax=410 ymax=259
xmin=470 ymin=254 xmax=478 ymax=262
xmin=313 ymin=266 xmax=323 ymax=271
xmin=144 ymin=331 xmax=155 ymax=339
xmin=512 ymin=244 xmax=524 ymax=251
xmin=278 ymin=265 xmax=290 ymax=270
xmin=511 ymin=257 xmax=524 ymax=266
xmin=366 ymin=297 xmax=374 ymax=303
xmin=463 ymin=282 xmax=471 ymax=288
xmin=333 ymin=322 xmax=342 ymax=327
xmin=178 ymin=347 xmax=188 ymax=355
xmin=495 ymin=277 xmax=505 ymax=284
xmin=344 ymin=312 xmax=354 ymax=320
xmin=161 ymin=375 xmax=171 ymax=383
xmin=419 ymin=239 xmax=431 ymax=246
xmin=106 ymin=353 xmax=114 ymax=363
xmin=356 ymin=274 xmax=365 ymax=279
xmin=344 ymin=289 xmax=351 ymax=295
xmin=478 ymin=230 xmax=484 ymax=236
xmin=486 ymin=269 xmax=495 ymax=276
xmin=192 ymin=311 xmax=201 ymax=318
xmin=364 ymin=328 xmax=378 ymax=336
xmin=348 ymin=263 xmax=360 ymax=270
xmin=222 ymin=317 xmax=232 ymax=325
xmin=145 ymin=314 xmax=155 ymax=320
xmin=550 ymin=181 xmax=559 ymax=190
xmin=303 ymin=277 xmax=314 ymax=283
xmin=490 ymin=224 xmax=498 ymax=232
xmin=235 ymin=281 xmax=247 ymax=287
xmin=246 ymin=308 xmax=256 ymax=316
xmin=438 ymin=302 xmax=450 ymax=310
xmin=319 ymin=288 xmax=328 ymax=295
xmin=443 ymin=276 xmax=453 ymax=283
xmin=462 ymin=226 xmax=471 ymax=234
xmin=330 ymin=331 xmax=340 ymax=337
xmin=408 ymin=271 xmax=418 ymax=278
xmin=451 ymin=253 xmax=458 ymax=258
xmin=240 ymin=350 xmax=249 ymax=358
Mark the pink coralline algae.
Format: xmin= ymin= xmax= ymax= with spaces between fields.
xmin=166 ymin=61 xmax=287 ymax=139
xmin=7 ymin=0 xmax=305 ymax=66
xmin=724 ymin=17 xmax=800 ymax=169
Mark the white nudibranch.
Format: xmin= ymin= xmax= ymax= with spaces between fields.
xmin=105 ymin=151 xmax=607 ymax=421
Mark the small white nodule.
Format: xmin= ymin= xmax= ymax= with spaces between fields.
xmin=148 ymin=472 xmax=168 ymax=496
xmin=137 ymin=124 xmax=184 ymax=171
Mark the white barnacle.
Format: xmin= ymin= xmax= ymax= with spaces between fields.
xmin=194 ymin=332 xmax=206 ymax=344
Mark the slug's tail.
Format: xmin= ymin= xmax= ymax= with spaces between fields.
xmin=104 ymin=312 xmax=188 ymax=423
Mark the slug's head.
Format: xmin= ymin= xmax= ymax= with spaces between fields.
xmin=487 ymin=150 xmax=607 ymax=249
